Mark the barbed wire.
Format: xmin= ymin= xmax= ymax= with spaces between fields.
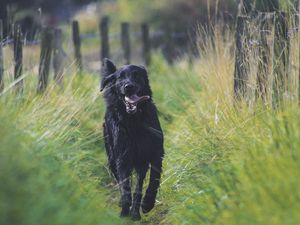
xmin=0 ymin=30 xmax=188 ymax=47
xmin=1 ymin=25 xmax=298 ymax=49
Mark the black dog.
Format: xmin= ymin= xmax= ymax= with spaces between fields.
xmin=100 ymin=59 xmax=164 ymax=220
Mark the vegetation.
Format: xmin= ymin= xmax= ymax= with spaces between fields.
xmin=1 ymin=18 xmax=300 ymax=225
xmin=0 ymin=74 xmax=121 ymax=225
xmin=117 ymin=0 xmax=237 ymax=29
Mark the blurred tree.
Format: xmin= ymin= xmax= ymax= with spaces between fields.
xmin=118 ymin=0 xmax=237 ymax=31
xmin=0 ymin=0 xmax=99 ymax=37
xmin=117 ymin=0 xmax=237 ymax=62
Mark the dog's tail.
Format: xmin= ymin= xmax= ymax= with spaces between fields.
xmin=142 ymin=159 xmax=163 ymax=213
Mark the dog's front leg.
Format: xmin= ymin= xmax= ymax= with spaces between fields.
xmin=130 ymin=167 xmax=147 ymax=220
xmin=142 ymin=158 xmax=163 ymax=213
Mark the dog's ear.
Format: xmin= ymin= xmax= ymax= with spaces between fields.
xmin=102 ymin=58 xmax=117 ymax=77
xmin=138 ymin=65 xmax=147 ymax=72
xmin=100 ymin=73 xmax=116 ymax=92
xmin=138 ymin=65 xmax=149 ymax=76
xmin=137 ymin=65 xmax=152 ymax=96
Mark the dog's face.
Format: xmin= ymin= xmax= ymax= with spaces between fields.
xmin=101 ymin=59 xmax=152 ymax=114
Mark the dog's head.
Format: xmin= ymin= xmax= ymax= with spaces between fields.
xmin=101 ymin=58 xmax=152 ymax=114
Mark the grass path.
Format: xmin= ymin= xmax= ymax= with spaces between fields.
xmin=1 ymin=45 xmax=300 ymax=225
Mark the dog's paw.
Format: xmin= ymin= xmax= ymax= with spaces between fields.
xmin=141 ymin=196 xmax=155 ymax=213
xmin=120 ymin=208 xmax=130 ymax=217
xmin=130 ymin=210 xmax=141 ymax=221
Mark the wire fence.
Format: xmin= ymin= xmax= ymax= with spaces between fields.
xmin=0 ymin=18 xmax=193 ymax=96
xmin=1 ymin=11 xmax=300 ymax=104
xmin=234 ymin=11 xmax=300 ymax=107
xmin=0 ymin=30 xmax=188 ymax=47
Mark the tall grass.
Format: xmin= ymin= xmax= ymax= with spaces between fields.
xmin=155 ymin=25 xmax=300 ymax=225
xmin=0 ymin=22 xmax=300 ymax=225
xmin=0 ymin=74 xmax=121 ymax=225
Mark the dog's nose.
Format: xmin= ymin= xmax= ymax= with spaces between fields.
xmin=124 ymin=84 xmax=136 ymax=95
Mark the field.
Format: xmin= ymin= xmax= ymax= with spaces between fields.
xmin=1 ymin=24 xmax=300 ymax=225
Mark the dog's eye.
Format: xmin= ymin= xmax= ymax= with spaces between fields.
xmin=116 ymin=71 xmax=126 ymax=80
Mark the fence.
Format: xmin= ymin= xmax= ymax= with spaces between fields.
xmin=234 ymin=6 xmax=300 ymax=107
xmin=0 ymin=17 xmax=189 ymax=95
xmin=1 ymin=9 xmax=300 ymax=106
xmin=0 ymin=17 xmax=192 ymax=93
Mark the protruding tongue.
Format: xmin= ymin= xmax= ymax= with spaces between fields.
xmin=125 ymin=95 xmax=150 ymax=104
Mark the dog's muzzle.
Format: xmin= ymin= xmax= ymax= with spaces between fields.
xmin=124 ymin=95 xmax=150 ymax=114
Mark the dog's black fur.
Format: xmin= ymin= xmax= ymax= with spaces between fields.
xmin=101 ymin=59 xmax=164 ymax=220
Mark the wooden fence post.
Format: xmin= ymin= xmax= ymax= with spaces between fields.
xmin=121 ymin=22 xmax=131 ymax=64
xmin=234 ymin=16 xmax=250 ymax=100
xmin=164 ymin=27 xmax=175 ymax=64
xmin=238 ymin=0 xmax=254 ymax=16
xmin=272 ymin=12 xmax=290 ymax=108
xmin=100 ymin=16 xmax=110 ymax=61
xmin=298 ymin=0 xmax=300 ymax=103
xmin=72 ymin=20 xmax=82 ymax=72
xmin=256 ymin=12 xmax=275 ymax=103
xmin=6 ymin=5 xmax=14 ymax=39
xmin=257 ymin=0 xmax=279 ymax=12
xmin=13 ymin=24 xmax=23 ymax=94
xmin=53 ymin=28 xmax=64 ymax=87
xmin=37 ymin=27 xmax=53 ymax=93
xmin=141 ymin=23 xmax=151 ymax=65
xmin=0 ymin=20 xmax=4 ymax=93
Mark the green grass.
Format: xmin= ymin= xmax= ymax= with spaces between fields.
xmin=0 ymin=30 xmax=300 ymax=225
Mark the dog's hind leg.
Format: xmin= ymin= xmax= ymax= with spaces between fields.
xmin=130 ymin=167 xmax=148 ymax=220
xmin=142 ymin=158 xmax=162 ymax=213
xmin=104 ymin=124 xmax=119 ymax=181
xmin=108 ymin=159 xmax=119 ymax=182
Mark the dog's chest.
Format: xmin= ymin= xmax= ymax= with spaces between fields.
xmin=125 ymin=120 xmax=155 ymax=158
